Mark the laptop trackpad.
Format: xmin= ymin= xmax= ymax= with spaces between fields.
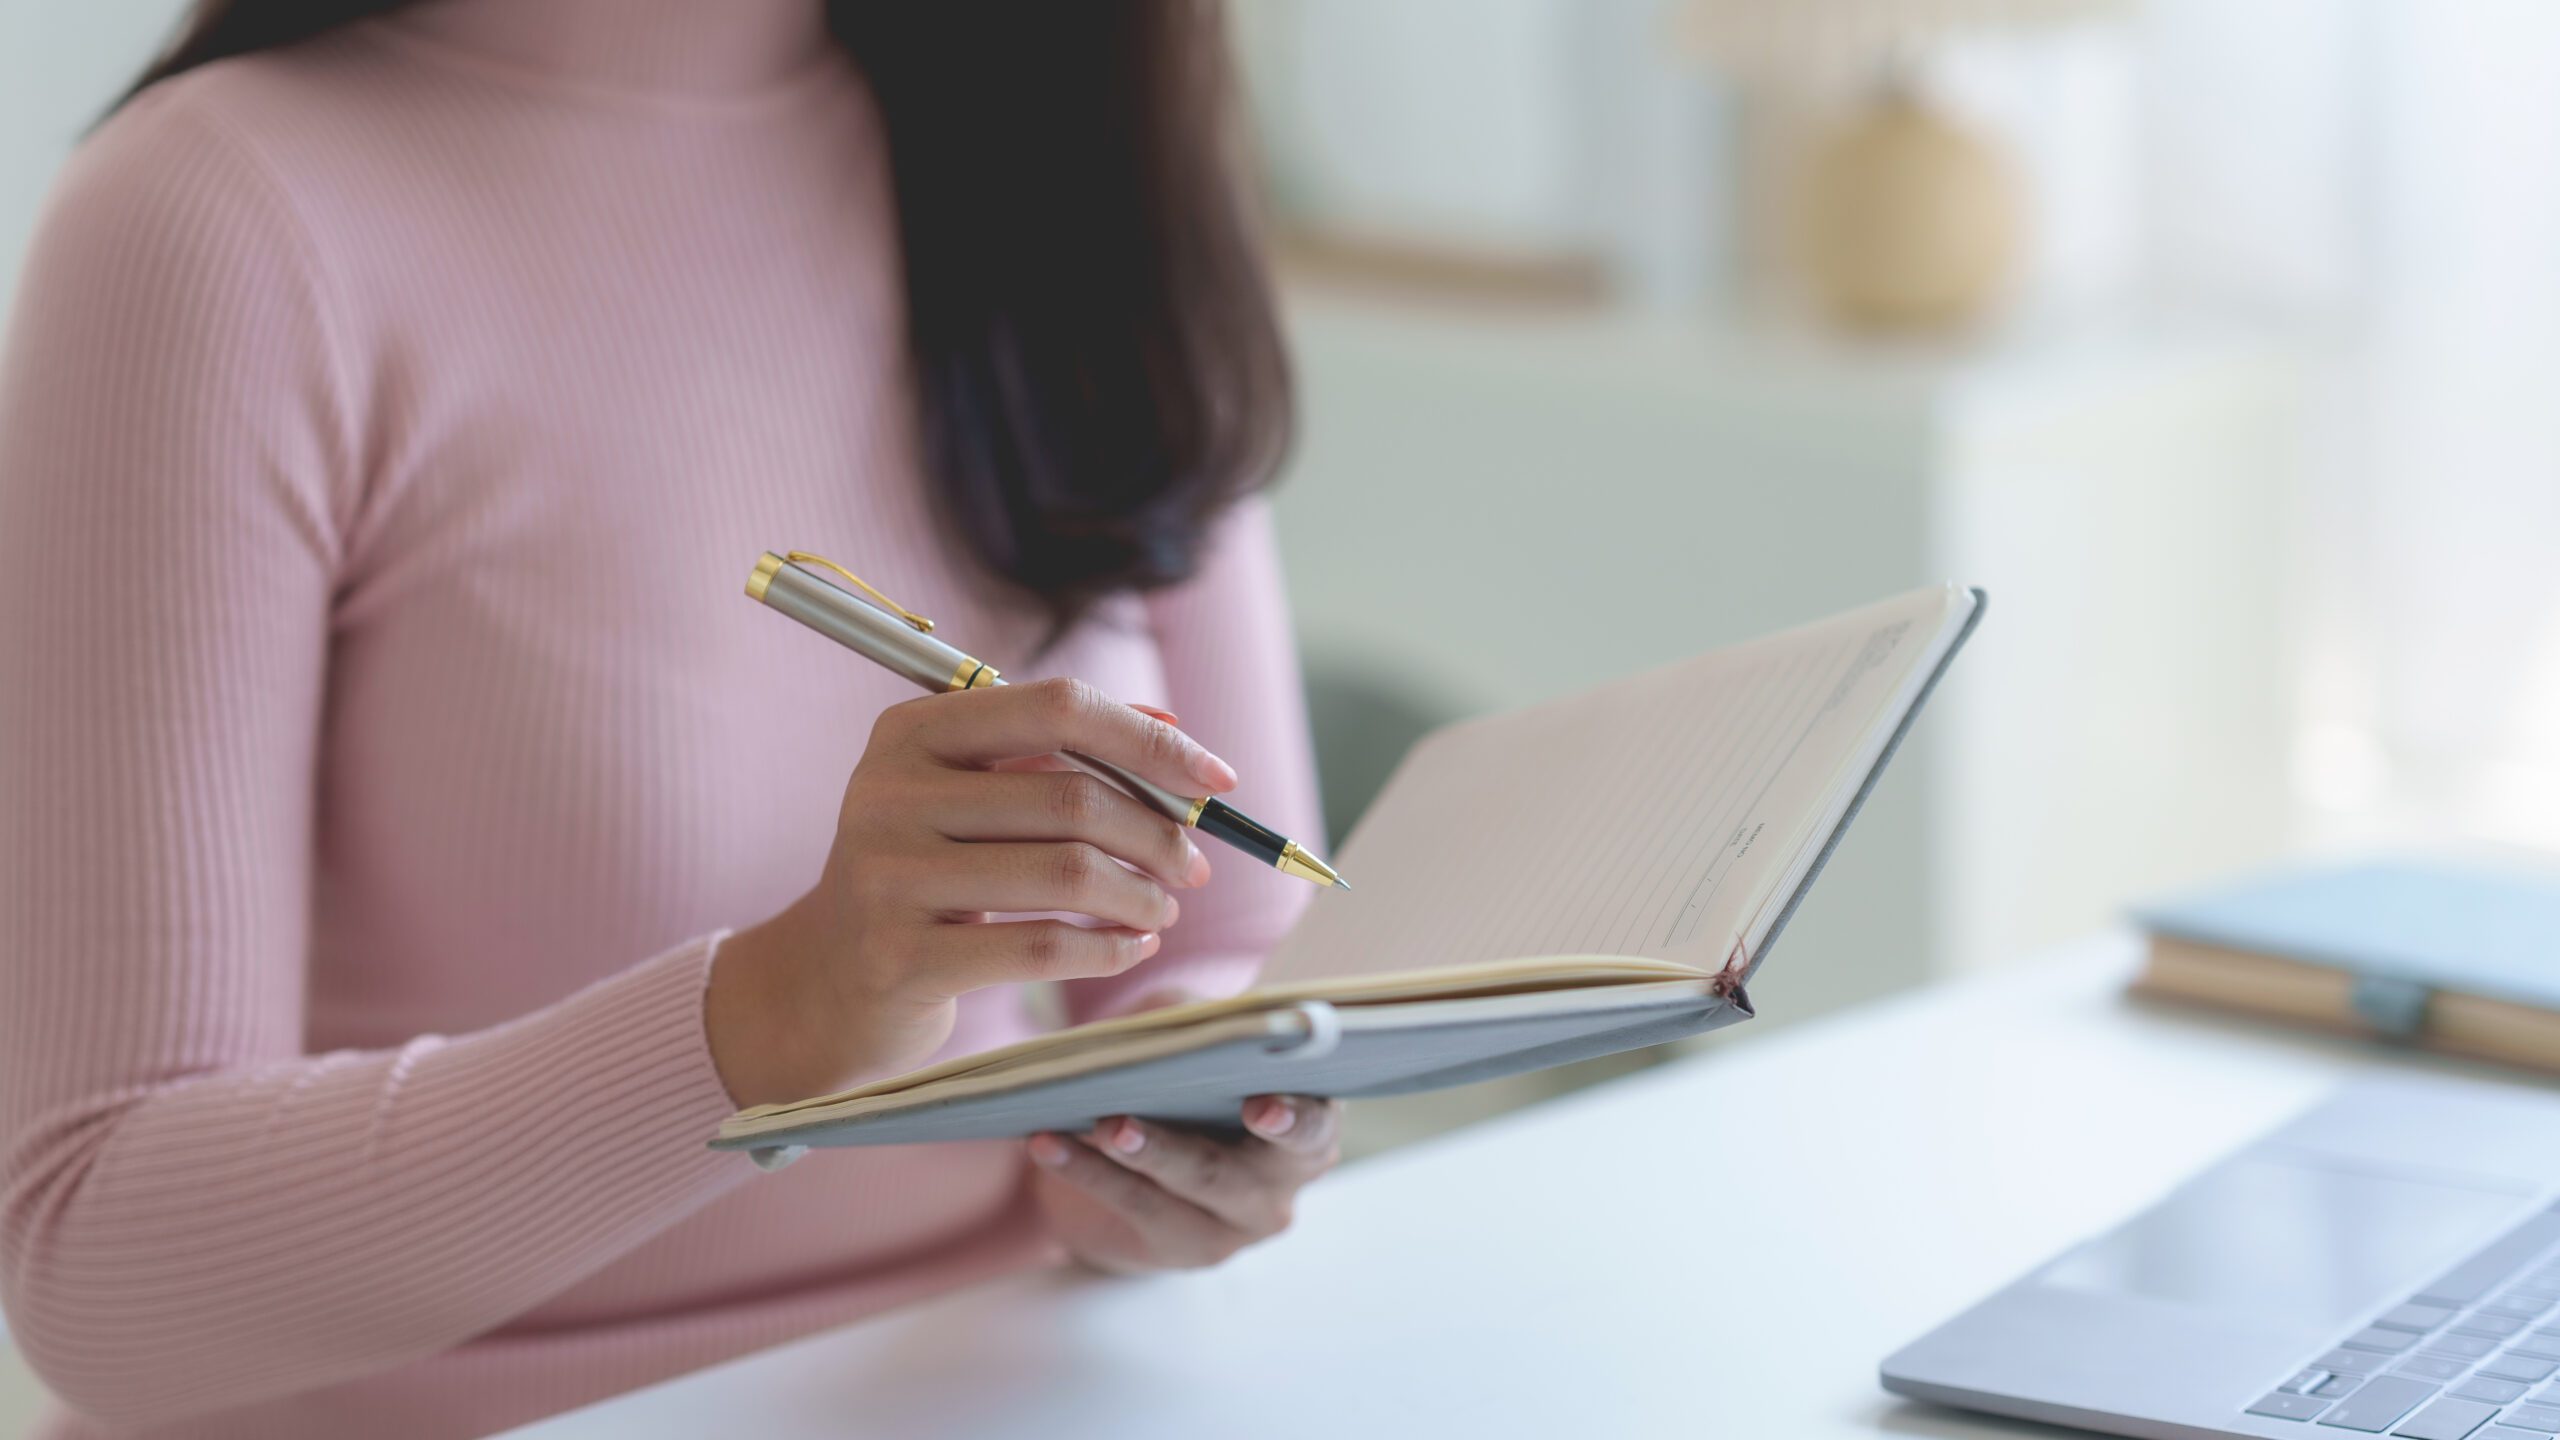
xmin=2037 ymin=1151 xmax=2526 ymax=1326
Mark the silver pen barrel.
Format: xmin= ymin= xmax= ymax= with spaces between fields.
xmin=749 ymin=554 xmax=1199 ymax=827
xmin=752 ymin=554 xmax=986 ymax=693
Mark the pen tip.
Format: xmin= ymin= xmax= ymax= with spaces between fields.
xmin=1274 ymin=842 xmax=1347 ymax=891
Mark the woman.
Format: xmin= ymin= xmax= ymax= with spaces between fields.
xmin=0 ymin=1 xmax=1338 ymax=1434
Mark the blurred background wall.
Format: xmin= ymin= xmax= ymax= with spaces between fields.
xmin=4 ymin=0 xmax=2560 ymax=1218
xmin=1224 ymin=0 xmax=2560 ymax=943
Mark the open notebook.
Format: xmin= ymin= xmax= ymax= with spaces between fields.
xmin=714 ymin=583 xmax=1983 ymax=1161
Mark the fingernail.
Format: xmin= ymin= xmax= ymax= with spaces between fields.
xmin=1029 ymin=1133 xmax=1070 ymax=1168
xmin=1185 ymin=845 xmax=1212 ymax=887
xmin=1248 ymin=1098 xmax=1296 ymax=1137
xmin=1134 ymin=931 xmax=1161 ymax=959
xmin=1161 ymin=895 xmax=1180 ymax=928
xmin=1197 ymin=753 xmax=1240 ymax=792
xmin=1132 ymin=703 xmax=1181 ymax=726
xmin=1104 ymin=1118 xmax=1146 ymax=1155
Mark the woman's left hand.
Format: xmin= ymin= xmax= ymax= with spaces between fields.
xmin=1027 ymin=1095 xmax=1342 ymax=1273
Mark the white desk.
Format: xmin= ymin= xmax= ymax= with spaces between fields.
xmin=508 ymin=935 xmax=2489 ymax=1439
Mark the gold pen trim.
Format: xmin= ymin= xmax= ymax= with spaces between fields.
xmin=781 ymin=551 xmax=937 ymax=633
xmin=1184 ymin=794 xmax=1209 ymax=827
xmin=1275 ymin=841 xmax=1347 ymax=890
xmin=747 ymin=552 xmax=784 ymax=603
xmin=945 ymin=658 xmax=1001 ymax=692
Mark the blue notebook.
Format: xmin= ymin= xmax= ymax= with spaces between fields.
xmin=2134 ymin=860 xmax=2560 ymax=1062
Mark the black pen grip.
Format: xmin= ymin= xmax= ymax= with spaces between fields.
xmin=1192 ymin=798 xmax=1287 ymax=870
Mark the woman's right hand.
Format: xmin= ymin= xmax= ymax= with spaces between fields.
xmin=704 ymin=678 xmax=1235 ymax=1109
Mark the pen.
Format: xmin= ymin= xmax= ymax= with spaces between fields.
xmin=747 ymin=551 xmax=1348 ymax=891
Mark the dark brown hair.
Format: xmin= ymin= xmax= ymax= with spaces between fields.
xmin=118 ymin=1 xmax=1292 ymax=632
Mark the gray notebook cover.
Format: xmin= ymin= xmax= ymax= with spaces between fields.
xmin=713 ymin=589 xmax=1985 ymax=1154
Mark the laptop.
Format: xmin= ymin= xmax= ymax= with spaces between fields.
xmin=1883 ymin=1073 xmax=2560 ymax=1438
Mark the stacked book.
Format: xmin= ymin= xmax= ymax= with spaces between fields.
xmin=2134 ymin=860 xmax=2560 ymax=1074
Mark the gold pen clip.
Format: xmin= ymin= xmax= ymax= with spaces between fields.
xmin=783 ymin=551 xmax=935 ymax=633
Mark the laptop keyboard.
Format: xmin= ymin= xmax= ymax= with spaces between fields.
xmin=2249 ymin=1205 xmax=2560 ymax=1436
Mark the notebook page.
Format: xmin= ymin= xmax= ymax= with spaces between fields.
xmin=1261 ymin=584 xmax=1972 ymax=986
xmin=1733 ymin=589 xmax=1979 ymax=974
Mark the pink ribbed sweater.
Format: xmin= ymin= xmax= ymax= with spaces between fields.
xmin=0 ymin=2 xmax=1320 ymax=1434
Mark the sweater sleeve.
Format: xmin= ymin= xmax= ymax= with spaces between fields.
xmin=1061 ymin=499 xmax=1326 ymax=1022
xmin=0 ymin=95 xmax=753 ymax=1430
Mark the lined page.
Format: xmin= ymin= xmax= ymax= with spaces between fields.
xmin=1262 ymin=585 xmax=1973 ymax=985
